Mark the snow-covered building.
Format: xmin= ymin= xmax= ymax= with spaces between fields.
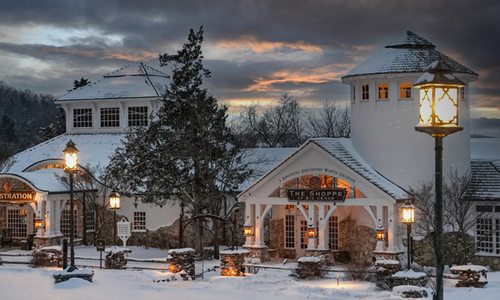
xmin=0 ymin=32 xmax=499 ymax=268
xmin=237 ymin=31 xmax=500 ymax=266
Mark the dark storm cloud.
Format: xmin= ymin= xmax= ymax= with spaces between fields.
xmin=0 ymin=0 xmax=498 ymax=113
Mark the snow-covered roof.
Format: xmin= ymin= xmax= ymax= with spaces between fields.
xmin=342 ymin=31 xmax=477 ymax=79
xmin=56 ymin=62 xmax=169 ymax=101
xmin=1 ymin=170 xmax=69 ymax=193
xmin=6 ymin=133 xmax=125 ymax=173
xmin=239 ymin=147 xmax=297 ymax=191
xmin=470 ymin=160 xmax=500 ymax=201
xmin=312 ymin=138 xmax=409 ymax=200
xmin=239 ymin=138 xmax=409 ymax=200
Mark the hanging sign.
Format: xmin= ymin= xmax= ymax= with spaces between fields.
xmin=0 ymin=192 xmax=35 ymax=201
xmin=117 ymin=218 xmax=131 ymax=247
xmin=287 ymin=188 xmax=346 ymax=202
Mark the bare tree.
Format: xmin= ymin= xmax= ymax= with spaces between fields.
xmin=411 ymin=169 xmax=486 ymax=265
xmin=304 ymin=99 xmax=351 ymax=138
xmin=244 ymin=94 xmax=304 ymax=147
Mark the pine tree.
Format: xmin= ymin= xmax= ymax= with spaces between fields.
xmin=107 ymin=27 xmax=250 ymax=256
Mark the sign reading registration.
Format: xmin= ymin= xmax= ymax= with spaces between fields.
xmin=287 ymin=189 xmax=346 ymax=202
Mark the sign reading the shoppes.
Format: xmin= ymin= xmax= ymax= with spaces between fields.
xmin=287 ymin=188 xmax=346 ymax=202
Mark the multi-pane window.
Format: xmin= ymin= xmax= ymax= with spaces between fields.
xmin=7 ymin=208 xmax=28 ymax=238
xmin=476 ymin=218 xmax=494 ymax=253
xmin=85 ymin=210 xmax=96 ymax=232
xmin=100 ymin=107 xmax=120 ymax=127
xmin=362 ymin=84 xmax=369 ymax=100
xmin=352 ymin=86 xmax=356 ymax=102
xmin=284 ymin=215 xmax=295 ymax=249
xmin=73 ymin=108 xmax=93 ymax=128
xmin=60 ymin=208 xmax=78 ymax=238
xmin=300 ymin=220 xmax=308 ymax=249
xmin=399 ymin=82 xmax=412 ymax=99
xmin=133 ymin=211 xmax=146 ymax=231
xmin=328 ymin=215 xmax=339 ymax=250
xmin=378 ymin=83 xmax=389 ymax=100
xmin=128 ymin=106 xmax=149 ymax=127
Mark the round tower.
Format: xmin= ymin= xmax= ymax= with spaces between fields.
xmin=341 ymin=31 xmax=478 ymax=190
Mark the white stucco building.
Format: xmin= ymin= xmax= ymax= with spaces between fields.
xmin=0 ymin=32 xmax=499 ymax=267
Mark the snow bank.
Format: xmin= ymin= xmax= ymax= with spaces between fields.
xmin=298 ymin=256 xmax=321 ymax=263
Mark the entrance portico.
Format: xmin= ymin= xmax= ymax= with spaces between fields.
xmin=238 ymin=138 xmax=409 ymax=263
xmin=0 ymin=172 xmax=83 ymax=247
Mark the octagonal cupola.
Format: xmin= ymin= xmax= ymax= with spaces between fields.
xmin=342 ymin=31 xmax=478 ymax=190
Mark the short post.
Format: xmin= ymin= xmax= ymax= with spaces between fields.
xmin=62 ymin=239 xmax=68 ymax=270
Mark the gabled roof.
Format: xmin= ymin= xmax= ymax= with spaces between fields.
xmin=56 ymin=62 xmax=169 ymax=102
xmin=239 ymin=138 xmax=409 ymax=200
xmin=342 ymin=31 xmax=477 ymax=79
xmin=470 ymin=160 xmax=500 ymax=201
xmin=312 ymin=138 xmax=409 ymax=200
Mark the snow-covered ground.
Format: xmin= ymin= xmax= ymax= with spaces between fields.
xmin=1 ymin=246 xmax=500 ymax=299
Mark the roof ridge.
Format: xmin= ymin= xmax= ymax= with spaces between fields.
xmin=386 ymin=31 xmax=436 ymax=49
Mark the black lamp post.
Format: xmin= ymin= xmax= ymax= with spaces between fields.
xmin=402 ymin=200 xmax=415 ymax=270
xmin=109 ymin=191 xmax=121 ymax=245
xmin=63 ymin=140 xmax=79 ymax=271
xmin=414 ymin=60 xmax=465 ymax=300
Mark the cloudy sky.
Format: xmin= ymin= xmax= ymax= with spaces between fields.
xmin=0 ymin=0 xmax=499 ymax=133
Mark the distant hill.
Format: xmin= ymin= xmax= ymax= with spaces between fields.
xmin=0 ymin=81 xmax=61 ymax=162
xmin=471 ymin=117 xmax=500 ymax=138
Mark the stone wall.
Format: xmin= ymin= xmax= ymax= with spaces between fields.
xmin=338 ymin=217 xmax=376 ymax=264
xmin=269 ymin=219 xmax=283 ymax=254
xmin=471 ymin=256 xmax=500 ymax=271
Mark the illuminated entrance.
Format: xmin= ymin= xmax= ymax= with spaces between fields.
xmin=0 ymin=178 xmax=37 ymax=242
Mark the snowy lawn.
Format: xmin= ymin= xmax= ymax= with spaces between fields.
xmin=1 ymin=246 xmax=500 ymax=299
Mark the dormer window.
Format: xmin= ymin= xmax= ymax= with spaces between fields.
xmin=128 ymin=106 xmax=149 ymax=127
xmin=362 ymin=84 xmax=369 ymax=100
xmin=378 ymin=83 xmax=389 ymax=100
xmin=100 ymin=107 xmax=120 ymax=127
xmin=73 ymin=108 xmax=93 ymax=128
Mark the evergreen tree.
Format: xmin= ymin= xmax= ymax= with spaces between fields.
xmin=72 ymin=77 xmax=91 ymax=90
xmin=107 ymin=27 xmax=250 ymax=256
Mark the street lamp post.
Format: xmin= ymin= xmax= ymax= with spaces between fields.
xmin=414 ymin=60 xmax=465 ymax=300
xmin=109 ymin=191 xmax=121 ymax=245
xmin=63 ymin=140 xmax=79 ymax=271
xmin=402 ymin=200 xmax=415 ymax=270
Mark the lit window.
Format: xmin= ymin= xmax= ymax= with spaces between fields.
xmin=73 ymin=108 xmax=93 ymax=128
xmin=284 ymin=215 xmax=295 ymax=249
xmin=128 ymin=106 xmax=149 ymax=127
xmin=378 ymin=83 xmax=389 ymax=100
xmin=399 ymin=82 xmax=412 ymax=99
xmin=328 ymin=215 xmax=339 ymax=250
xmin=100 ymin=107 xmax=120 ymax=127
xmin=133 ymin=211 xmax=146 ymax=231
xmin=7 ymin=208 xmax=28 ymax=238
xmin=362 ymin=84 xmax=369 ymax=100
xmin=352 ymin=86 xmax=356 ymax=102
